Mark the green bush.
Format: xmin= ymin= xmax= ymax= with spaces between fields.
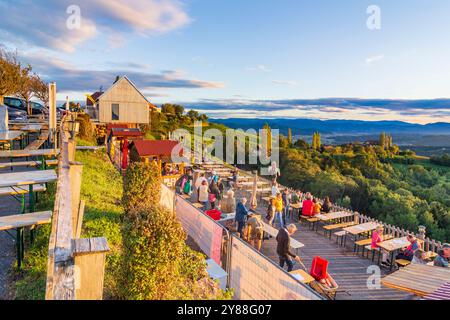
xmin=120 ymin=161 xmax=232 ymax=300
xmin=123 ymin=162 xmax=161 ymax=214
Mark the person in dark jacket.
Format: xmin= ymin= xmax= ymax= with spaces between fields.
xmin=235 ymin=198 xmax=249 ymax=237
xmin=322 ymin=196 xmax=332 ymax=214
xmin=276 ymin=224 xmax=302 ymax=272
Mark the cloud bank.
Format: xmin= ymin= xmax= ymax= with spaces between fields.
xmin=0 ymin=0 xmax=190 ymax=52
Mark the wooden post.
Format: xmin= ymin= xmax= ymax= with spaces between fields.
xmin=69 ymin=162 xmax=83 ymax=237
xmin=73 ymin=237 xmax=109 ymax=300
xmin=75 ymin=200 xmax=85 ymax=239
xmin=68 ymin=140 xmax=76 ymax=162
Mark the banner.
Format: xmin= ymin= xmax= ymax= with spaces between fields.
xmin=175 ymin=197 xmax=223 ymax=265
xmin=229 ymin=237 xmax=321 ymax=300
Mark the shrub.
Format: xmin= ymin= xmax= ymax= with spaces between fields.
xmin=76 ymin=113 xmax=96 ymax=143
xmin=122 ymin=162 xmax=161 ymax=214
xmin=119 ymin=161 xmax=232 ymax=300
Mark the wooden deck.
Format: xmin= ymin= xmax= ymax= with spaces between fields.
xmin=234 ymin=183 xmax=416 ymax=300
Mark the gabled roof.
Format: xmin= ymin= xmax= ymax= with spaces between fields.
xmin=86 ymin=91 xmax=104 ymax=106
xmin=96 ymin=76 xmax=149 ymax=104
xmin=132 ymin=140 xmax=182 ymax=158
xmin=111 ymin=128 xmax=143 ymax=138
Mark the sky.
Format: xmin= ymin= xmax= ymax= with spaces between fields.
xmin=1 ymin=0 xmax=450 ymax=123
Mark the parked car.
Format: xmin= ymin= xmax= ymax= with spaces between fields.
xmin=0 ymin=104 xmax=27 ymax=121
xmin=3 ymin=97 xmax=45 ymax=115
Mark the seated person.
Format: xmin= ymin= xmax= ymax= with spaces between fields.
xmin=313 ymin=198 xmax=322 ymax=215
xmin=411 ymin=249 xmax=428 ymax=265
xmin=396 ymin=234 xmax=420 ymax=261
xmin=322 ymin=196 xmax=332 ymax=213
xmin=301 ymin=193 xmax=314 ymax=217
xmin=205 ymin=202 xmax=222 ymax=221
xmin=371 ymin=225 xmax=390 ymax=267
xmin=434 ymin=243 xmax=450 ymax=268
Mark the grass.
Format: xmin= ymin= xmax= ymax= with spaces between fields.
xmin=14 ymin=149 xmax=124 ymax=299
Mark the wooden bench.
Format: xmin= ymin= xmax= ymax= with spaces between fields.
xmin=24 ymin=139 xmax=47 ymax=151
xmin=0 ymin=159 xmax=58 ymax=170
xmin=396 ymin=259 xmax=411 ymax=268
xmin=0 ymin=211 xmax=52 ymax=268
xmin=334 ymin=231 xmax=347 ymax=246
xmin=323 ymin=222 xmax=356 ymax=238
xmin=0 ymin=184 xmax=46 ymax=196
xmin=354 ymin=234 xmax=394 ymax=256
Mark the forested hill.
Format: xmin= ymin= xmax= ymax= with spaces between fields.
xmin=213 ymin=118 xmax=450 ymax=135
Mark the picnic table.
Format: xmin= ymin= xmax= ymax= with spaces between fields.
xmin=290 ymin=269 xmax=315 ymax=284
xmin=20 ymin=124 xmax=43 ymax=132
xmin=343 ymin=222 xmax=379 ymax=235
xmin=0 ymin=131 xmax=23 ymax=142
xmin=0 ymin=170 xmax=57 ymax=212
xmin=377 ymin=237 xmax=411 ymax=270
xmin=423 ymin=282 xmax=450 ymax=300
xmin=0 ymin=148 xmax=59 ymax=159
xmin=381 ymin=264 xmax=450 ymax=297
xmin=316 ymin=211 xmax=354 ymax=222
xmin=262 ymin=221 xmax=304 ymax=254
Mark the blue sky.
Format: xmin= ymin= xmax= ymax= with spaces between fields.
xmin=1 ymin=0 xmax=450 ymax=123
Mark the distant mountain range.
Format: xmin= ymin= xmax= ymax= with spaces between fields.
xmin=212 ymin=118 xmax=450 ymax=135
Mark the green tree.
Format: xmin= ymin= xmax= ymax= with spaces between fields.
xmin=287 ymin=128 xmax=293 ymax=146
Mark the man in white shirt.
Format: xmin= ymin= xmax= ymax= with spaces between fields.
xmin=271 ymin=182 xmax=280 ymax=197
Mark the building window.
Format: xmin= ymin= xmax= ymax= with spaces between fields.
xmin=112 ymin=103 xmax=119 ymax=120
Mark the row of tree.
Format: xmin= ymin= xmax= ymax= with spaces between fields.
xmin=0 ymin=48 xmax=48 ymax=113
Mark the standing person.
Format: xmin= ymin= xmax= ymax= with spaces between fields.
xmin=235 ymin=198 xmax=250 ymax=238
xmin=322 ymin=196 xmax=332 ymax=214
xmin=273 ymin=193 xmax=285 ymax=228
xmin=195 ymin=173 xmax=207 ymax=202
xmin=208 ymin=180 xmax=220 ymax=208
xmin=276 ymin=224 xmax=303 ymax=272
xmin=245 ymin=213 xmax=265 ymax=251
xmin=301 ymin=193 xmax=314 ymax=217
xmin=434 ymin=243 xmax=450 ymax=268
xmin=271 ymin=182 xmax=280 ymax=198
xmin=282 ymin=189 xmax=291 ymax=224
xmin=269 ymin=161 xmax=281 ymax=182
xmin=198 ymin=180 xmax=209 ymax=211
xmin=396 ymin=234 xmax=420 ymax=261
xmin=230 ymin=169 xmax=239 ymax=189
xmin=220 ymin=189 xmax=236 ymax=214
xmin=371 ymin=226 xmax=390 ymax=267
xmin=266 ymin=199 xmax=276 ymax=227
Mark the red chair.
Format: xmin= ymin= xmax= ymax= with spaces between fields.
xmin=310 ymin=256 xmax=329 ymax=281
xmin=309 ymin=256 xmax=350 ymax=300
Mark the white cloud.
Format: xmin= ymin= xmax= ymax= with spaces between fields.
xmin=272 ymin=80 xmax=298 ymax=86
xmin=246 ymin=65 xmax=272 ymax=72
xmin=366 ymin=54 xmax=385 ymax=65
xmin=0 ymin=0 xmax=190 ymax=52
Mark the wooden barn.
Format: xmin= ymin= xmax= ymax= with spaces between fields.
xmin=86 ymin=76 xmax=150 ymax=126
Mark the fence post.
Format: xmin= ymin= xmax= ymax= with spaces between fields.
xmin=73 ymin=237 xmax=109 ymax=300
xmin=70 ymin=162 xmax=83 ymax=237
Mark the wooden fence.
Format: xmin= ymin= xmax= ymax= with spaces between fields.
xmin=45 ymin=113 xmax=109 ymax=300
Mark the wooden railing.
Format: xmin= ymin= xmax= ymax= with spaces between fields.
xmin=45 ymin=113 xmax=109 ymax=300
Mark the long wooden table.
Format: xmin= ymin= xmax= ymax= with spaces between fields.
xmin=316 ymin=211 xmax=354 ymax=222
xmin=343 ymin=222 xmax=379 ymax=235
xmin=381 ymin=264 xmax=450 ymax=297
